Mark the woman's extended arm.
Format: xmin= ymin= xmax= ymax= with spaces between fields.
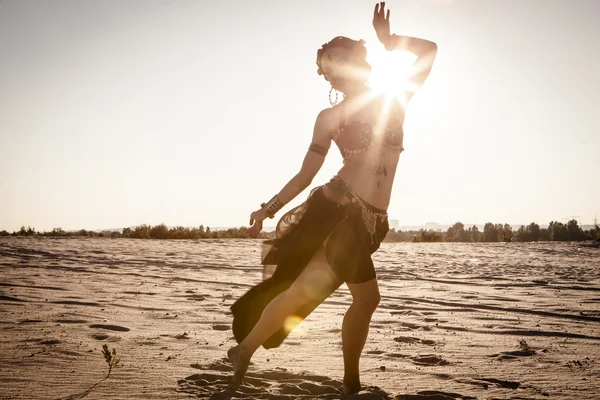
xmin=247 ymin=111 xmax=333 ymax=237
xmin=389 ymin=34 xmax=437 ymax=99
xmin=372 ymin=2 xmax=437 ymax=99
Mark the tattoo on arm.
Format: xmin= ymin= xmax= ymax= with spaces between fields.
xmin=309 ymin=142 xmax=328 ymax=156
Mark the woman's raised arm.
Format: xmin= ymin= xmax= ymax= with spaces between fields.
xmin=372 ymin=2 xmax=437 ymax=99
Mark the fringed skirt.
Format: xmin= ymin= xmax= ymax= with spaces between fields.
xmin=231 ymin=176 xmax=389 ymax=349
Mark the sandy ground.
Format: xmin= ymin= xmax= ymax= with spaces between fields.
xmin=0 ymin=237 xmax=598 ymax=400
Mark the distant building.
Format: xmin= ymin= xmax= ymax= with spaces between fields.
xmin=424 ymin=222 xmax=444 ymax=231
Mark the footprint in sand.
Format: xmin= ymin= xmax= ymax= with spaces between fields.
xmin=91 ymin=333 xmax=121 ymax=341
xmin=386 ymin=353 xmax=412 ymax=359
xmin=55 ymin=319 xmax=87 ymax=324
xmin=396 ymin=390 xmax=476 ymax=399
xmin=488 ymin=349 xmax=536 ymax=360
xmin=394 ymin=336 xmax=437 ymax=346
xmin=89 ymin=324 xmax=128 ymax=341
xmin=174 ymin=333 xmax=190 ymax=340
xmin=88 ymin=324 xmax=130 ymax=332
xmin=40 ymin=339 xmax=61 ymax=345
xmin=474 ymin=377 xmax=520 ymax=389
xmin=212 ymin=324 xmax=230 ymax=331
xmin=390 ymin=309 xmax=423 ymax=317
xmin=394 ymin=336 xmax=420 ymax=345
xmin=53 ymin=300 xmax=102 ymax=307
xmin=458 ymin=377 xmax=521 ymax=390
xmin=410 ymin=354 xmax=450 ymax=366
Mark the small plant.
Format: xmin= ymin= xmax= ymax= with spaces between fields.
xmin=56 ymin=345 xmax=122 ymax=399
xmin=102 ymin=344 xmax=120 ymax=378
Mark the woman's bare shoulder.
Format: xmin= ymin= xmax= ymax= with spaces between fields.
xmin=318 ymin=104 xmax=342 ymax=121
xmin=314 ymin=105 xmax=342 ymax=136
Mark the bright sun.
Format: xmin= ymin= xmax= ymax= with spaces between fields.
xmin=367 ymin=44 xmax=417 ymax=102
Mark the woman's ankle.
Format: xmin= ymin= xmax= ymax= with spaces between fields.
xmin=341 ymin=377 xmax=361 ymax=395
xmin=237 ymin=343 xmax=254 ymax=360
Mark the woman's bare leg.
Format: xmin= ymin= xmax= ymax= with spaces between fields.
xmin=341 ymin=278 xmax=381 ymax=395
xmin=228 ymin=245 xmax=340 ymax=384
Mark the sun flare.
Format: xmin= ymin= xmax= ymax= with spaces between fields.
xmin=284 ymin=315 xmax=304 ymax=335
xmin=367 ymin=45 xmax=417 ymax=102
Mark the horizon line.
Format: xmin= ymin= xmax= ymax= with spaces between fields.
xmin=4 ymin=219 xmax=599 ymax=234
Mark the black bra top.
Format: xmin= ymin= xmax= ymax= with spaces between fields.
xmin=332 ymin=100 xmax=404 ymax=160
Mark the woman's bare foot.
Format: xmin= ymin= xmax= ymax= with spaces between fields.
xmin=341 ymin=378 xmax=362 ymax=396
xmin=227 ymin=345 xmax=250 ymax=384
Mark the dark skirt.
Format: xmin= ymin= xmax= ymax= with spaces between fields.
xmin=231 ymin=184 xmax=389 ymax=349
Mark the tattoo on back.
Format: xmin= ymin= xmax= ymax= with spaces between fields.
xmin=309 ymin=142 xmax=328 ymax=156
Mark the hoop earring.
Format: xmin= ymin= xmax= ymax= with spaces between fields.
xmin=329 ymin=85 xmax=339 ymax=107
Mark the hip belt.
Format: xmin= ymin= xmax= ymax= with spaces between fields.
xmin=324 ymin=175 xmax=388 ymax=242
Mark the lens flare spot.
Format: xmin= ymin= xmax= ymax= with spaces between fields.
xmin=301 ymin=268 xmax=332 ymax=300
xmin=284 ymin=315 xmax=304 ymax=334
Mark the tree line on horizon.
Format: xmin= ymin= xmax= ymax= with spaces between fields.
xmin=0 ymin=224 xmax=270 ymax=240
xmin=1 ymin=219 xmax=599 ymax=243
xmin=388 ymin=220 xmax=599 ymax=243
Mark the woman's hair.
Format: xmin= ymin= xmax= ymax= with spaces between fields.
xmin=316 ymin=36 xmax=368 ymax=81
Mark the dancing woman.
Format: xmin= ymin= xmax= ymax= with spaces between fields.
xmin=229 ymin=2 xmax=437 ymax=395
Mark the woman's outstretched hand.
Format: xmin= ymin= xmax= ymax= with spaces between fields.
xmin=248 ymin=208 xmax=267 ymax=238
xmin=373 ymin=2 xmax=393 ymax=50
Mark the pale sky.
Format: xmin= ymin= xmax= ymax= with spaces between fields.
xmin=1 ymin=0 xmax=598 ymax=232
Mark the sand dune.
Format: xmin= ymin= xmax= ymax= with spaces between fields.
xmin=1 ymin=237 xmax=598 ymax=399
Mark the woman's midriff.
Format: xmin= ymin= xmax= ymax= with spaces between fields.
xmin=322 ymin=161 xmax=397 ymax=210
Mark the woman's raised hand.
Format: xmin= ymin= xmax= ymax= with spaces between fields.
xmin=373 ymin=2 xmax=392 ymax=49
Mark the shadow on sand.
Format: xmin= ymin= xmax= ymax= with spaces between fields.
xmin=177 ymin=358 xmax=392 ymax=399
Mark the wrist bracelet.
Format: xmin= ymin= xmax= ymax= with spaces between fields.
xmin=260 ymin=195 xmax=284 ymax=219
